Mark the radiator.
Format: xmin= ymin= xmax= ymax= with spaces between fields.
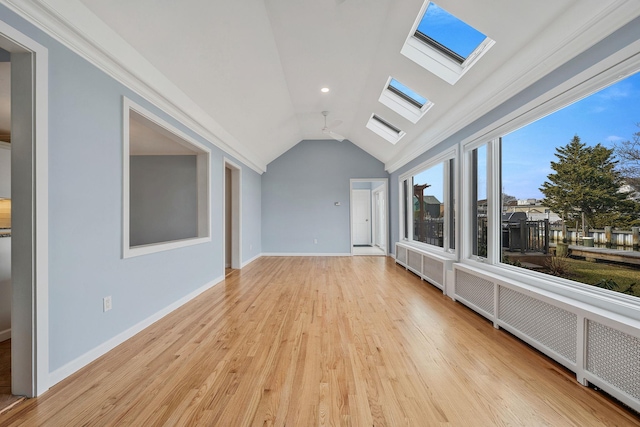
xmin=453 ymin=264 xmax=640 ymax=413
xmin=455 ymin=269 xmax=494 ymax=316
xmin=498 ymin=286 xmax=577 ymax=365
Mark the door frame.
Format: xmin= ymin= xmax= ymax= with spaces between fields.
xmin=372 ymin=185 xmax=386 ymax=251
xmin=0 ymin=19 xmax=50 ymax=397
xmin=223 ymin=158 xmax=242 ymax=270
xmin=349 ymin=178 xmax=388 ymax=256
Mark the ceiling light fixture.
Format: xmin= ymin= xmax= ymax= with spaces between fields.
xmin=321 ymin=87 xmax=330 ymax=93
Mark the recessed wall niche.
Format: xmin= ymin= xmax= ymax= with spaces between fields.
xmin=123 ymin=98 xmax=210 ymax=258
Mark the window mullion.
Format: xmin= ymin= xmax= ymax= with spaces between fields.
xmin=486 ymin=138 xmax=502 ymax=264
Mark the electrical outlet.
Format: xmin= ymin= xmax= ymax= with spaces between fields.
xmin=103 ymin=296 xmax=112 ymax=312
xmin=314 ymin=238 xmax=318 ymax=244
xmin=250 ymin=244 xmax=252 ymax=250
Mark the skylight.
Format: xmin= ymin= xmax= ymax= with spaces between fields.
xmin=388 ymin=78 xmax=427 ymax=108
xmin=366 ymin=114 xmax=406 ymax=144
xmin=416 ymin=3 xmax=486 ymax=63
xmin=401 ymin=1 xmax=495 ymax=85
xmin=379 ymin=77 xmax=433 ymax=124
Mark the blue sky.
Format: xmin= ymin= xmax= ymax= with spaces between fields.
xmin=414 ymin=162 xmax=444 ymax=202
xmin=412 ymin=72 xmax=639 ymax=203
xmin=502 ymin=71 xmax=640 ymax=200
xmin=417 ymin=3 xmax=486 ymax=59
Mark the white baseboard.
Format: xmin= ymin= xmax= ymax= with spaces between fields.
xmin=262 ymin=252 xmax=352 ymax=257
xmin=241 ymin=253 xmax=262 ymax=267
xmin=0 ymin=328 xmax=10 ymax=342
xmin=48 ymin=275 xmax=224 ymax=387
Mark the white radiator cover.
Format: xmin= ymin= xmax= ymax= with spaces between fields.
xmin=394 ymin=243 xmax=452 ymax=293
xmin=452 ymin=263 xmax=640 ymax=413
xmin=499 ymin=286 xmax=577 ymax=365
xmin=586 ymin=320 xmax=640 ymax=407
xmin=455 ymin=270 xmax=494 ymax=316
xmin=394 ymin=243 xmax=640 ymax=411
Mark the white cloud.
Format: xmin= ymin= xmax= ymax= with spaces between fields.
xmin=606 ymin=135 xmax=624 ymax=142
xmin=598 ymin=84 xmax=631 ymax=100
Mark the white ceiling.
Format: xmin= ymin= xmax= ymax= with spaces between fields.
xmin=9 ymin=0 xmax=640 ymax=171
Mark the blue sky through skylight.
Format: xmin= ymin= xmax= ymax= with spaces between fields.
xmin=389 ymin=78 xmax=428 ymax=107
xmin=417 ymin=2 xmax=486 ymax=59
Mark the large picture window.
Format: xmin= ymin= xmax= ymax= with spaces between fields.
xmin=469 ymin=70 xmax=640 ymax=300
xmin=400 ymin=153 xmax=455 ymax=252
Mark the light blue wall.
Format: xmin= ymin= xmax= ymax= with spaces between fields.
xmin=242 ymin=165 xmax=262 ymax=262
xmin=262 ymin=139 xmax=388 ymax=254
xmin=130 ymin=155 xmax=198 ymax=246
xmin=0 ymin=5 xmax=262 ymax=373
xmin=389 ymin=16 xmax=640 ymax=255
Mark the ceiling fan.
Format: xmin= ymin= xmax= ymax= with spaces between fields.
xmin=321 ymin=111 xmax=345 ymax=142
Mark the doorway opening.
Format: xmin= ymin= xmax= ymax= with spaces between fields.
xmin=224 ymin=159 xmax=241 ymax=273
xmin=0 ymin=20 xmax=49 ymax=400
xmin=0 ymin=46 xmax=12 ymax=410
xmin=350 ymin=179 xmax=388 ymax=256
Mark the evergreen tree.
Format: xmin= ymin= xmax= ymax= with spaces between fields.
xmin=540 ymin=135 xmax=639 ymax=229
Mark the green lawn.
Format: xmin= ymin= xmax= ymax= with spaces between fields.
xmin=563 ymin=258 xmax=640 ymax=297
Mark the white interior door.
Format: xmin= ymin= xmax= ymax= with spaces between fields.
xmin=352 ymin=189 xmax=371 ymax=245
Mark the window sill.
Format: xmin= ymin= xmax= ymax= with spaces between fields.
xmin=397 ymin=240 xmax=457 ymax=261
xmin=124 ymin=236 xmax=211 ymax=259
xmin=457 ymin=258 xmax=640 ymax=324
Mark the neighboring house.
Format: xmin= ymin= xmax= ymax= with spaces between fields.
xmin=620 ymin=182 xmax=640 ymax=201
xmin=414 ymin=195 xmax=442 ymax=219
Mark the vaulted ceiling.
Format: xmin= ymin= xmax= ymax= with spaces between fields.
xmin=6 ymin=0 xmax=640 ymax=172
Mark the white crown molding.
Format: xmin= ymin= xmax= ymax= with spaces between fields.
xmin=385 ymin=0 xmax=640 ymax=173
xmin=0 ymin=0 xmax=267 ymax=173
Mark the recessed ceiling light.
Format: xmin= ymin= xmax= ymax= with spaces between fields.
xmin=321 ymin=87 xmax=330 ymax=93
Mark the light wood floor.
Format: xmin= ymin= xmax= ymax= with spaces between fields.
xmin=0 ymin=340 xmax=24 ymax=415
xmin=1 ymin=256 xmax=638 ymax=426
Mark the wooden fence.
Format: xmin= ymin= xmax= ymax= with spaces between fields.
xmin=550 ymin=226 xmax=640 ymax=249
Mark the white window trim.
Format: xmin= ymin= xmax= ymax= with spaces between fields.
xmin=400 ymin=0 xmax=495 ymax=85
xmin=378 ymin=76 xmax=433 ymax=124
xmin=122 ymin=97 xmax=211 ymax=259
xmin=398 ymin=147 xmax=458 ymax=258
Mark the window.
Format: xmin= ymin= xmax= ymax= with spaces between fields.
xmin=123 ymin=98 xmax=211 ymax=258
xmin=400 ymin=153 xmax=456 ymax=252
xmin=497 ymin=70 xmax=640 ymax=299
xmin=415 ymin=2 xmax=486 ymax=63
xmin=388 ymin=78 xmax=427 ymax=108
xmin=401 ymin=1 xmax=495 ymax=85
xmin=379 ymin=77 xmax=434 ymax=124
xmin=366 ymin=113 xmax=406 ymax=144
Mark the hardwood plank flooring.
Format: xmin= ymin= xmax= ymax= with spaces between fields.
xmin=0 ymin=256 xmax=638 ymax=426
xmin=0 ymin=340 xmax=24 ymax=415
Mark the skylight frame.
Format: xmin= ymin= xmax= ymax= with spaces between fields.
xmin=366 ymin=113 xmax=406 ymax=144
xmin=401 ymin=0 xmax=495 ymax=85
xmin=379 ymin=76 xmax=434 ymax=124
